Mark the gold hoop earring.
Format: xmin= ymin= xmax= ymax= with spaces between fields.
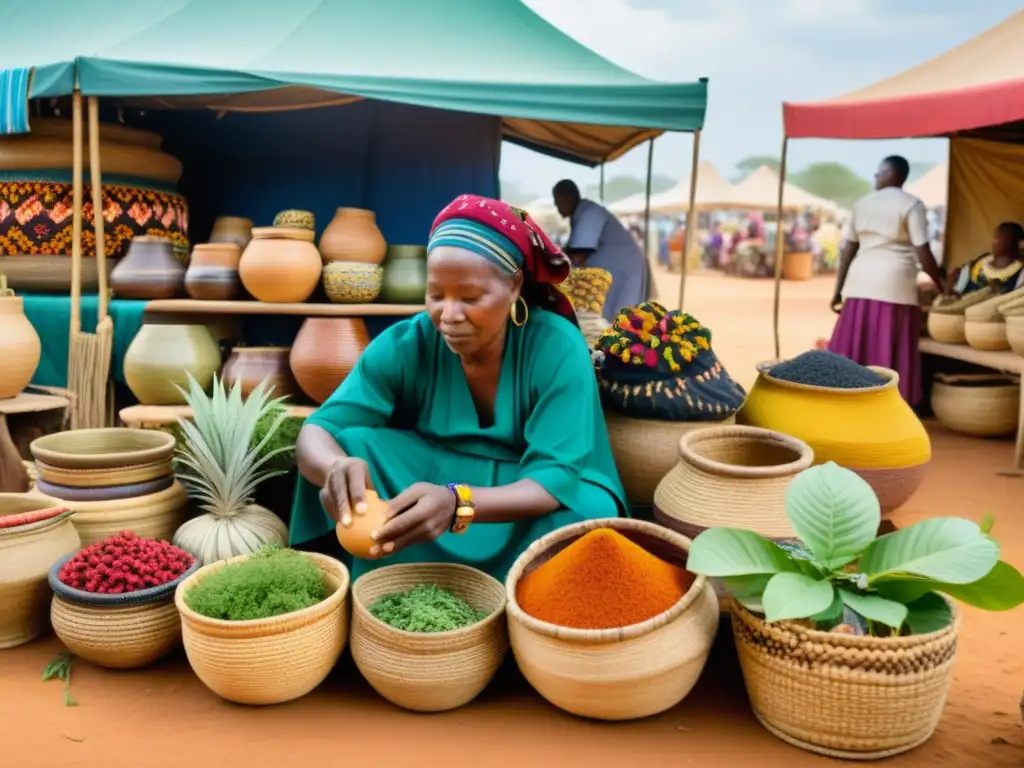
xmin=510 ymin=296 xmax=529 ymax=327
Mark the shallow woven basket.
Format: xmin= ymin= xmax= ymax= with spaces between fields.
xmin=604 ymin=411 xmax=737 ymax=506
xmin=351 ymin=563 xmax=508 ymax=712
xmin=931 ymin=373 xmax=1020 ymax=438
xmin=30 ymin=428 xmax=175 ymax=470
xmin=926 ymin=288 xmax=995 ymax=344
xmin=1000 ymin=293 xmax=1024 ymax=318
xmin=653 ymin=426 xmax=812 ymax=541
xmin=964 ymin=319 xmax=1009 ymax=351
xmin=731 ymin=600 xmax=959 ymax=760
xmin=34 ymin=457 xmax=173 ymax=488
xmin=1006 ymin=315 xmax=1024 ymax=356
xmin=175 ymin=551 xmax=350 ymax=705
xmin=505 ymin=517 xmax=719 ymax=721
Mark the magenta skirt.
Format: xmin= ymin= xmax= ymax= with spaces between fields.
xmin=828 ymin=298 xmax=922 ymax=405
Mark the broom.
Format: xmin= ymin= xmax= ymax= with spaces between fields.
xmin=67 ymin=92 xmax=114 ymax=430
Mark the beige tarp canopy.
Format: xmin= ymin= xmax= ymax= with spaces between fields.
xmin=610 ymin=161 xmax=741 ymax=215
xmin=905 ymin=163 xmax=948 ymax=209
xmin=733 ymin=165 xmax=841 ymax=213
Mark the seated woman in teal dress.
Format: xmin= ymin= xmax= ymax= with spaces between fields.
xmin=291 ymin=194 xmax=627 ymax=582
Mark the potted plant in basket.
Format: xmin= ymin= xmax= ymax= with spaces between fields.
xmin=688 ymin=461 xmax=1024 ymax=760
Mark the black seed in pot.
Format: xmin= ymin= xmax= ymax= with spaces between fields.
xmin=767 ymin=350 xmax=887 ymax=389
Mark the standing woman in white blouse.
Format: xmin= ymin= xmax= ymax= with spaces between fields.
xmin=828 ymin=155 xmax=948 ymax=407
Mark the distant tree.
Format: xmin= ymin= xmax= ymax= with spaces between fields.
xmin=906 ymin=161 xmax=936 ymax=183
xmin=733 ymin=155 xmax=781 ymax=181
xmin=790 ymin=163 xmax=872 ymax=208
xmin=584 ymin=174 xmax=676 ymax=203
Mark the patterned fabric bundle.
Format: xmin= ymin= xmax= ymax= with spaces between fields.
xmin=594 ymin=301 xmax=746 ymax=421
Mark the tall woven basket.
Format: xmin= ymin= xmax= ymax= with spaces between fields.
xmin=730 ymin=601 xmax=959 ymax=760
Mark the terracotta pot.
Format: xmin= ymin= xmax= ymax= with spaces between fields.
xmin=185 ymin=243 xmax=242 ymax=301
xmin=322 ymin=261 xmax=382 ymax=303
xmin=222 ymin=346 xmax=299 ymax=399
xmin=0 ymin=281 xmax=42 ymax=398
xmin=110 ymin=236 xmax=185 ymax=299
xmin=319 ymin=208 xmax=387 ymax=264
xmin=123 ymin=324 xmax=222 ymax=405
xmin=379 ymin=245 xmax=427 ymax=304
xmin=289 ymin=318 xmax=369 ymax=404
xmin=0 ymin=255 xmax=118 ymax=293
xmin=209 ymin=217 xmax=253 ymax=250
xmin=239 ymin=227 xmax=321 ymax=303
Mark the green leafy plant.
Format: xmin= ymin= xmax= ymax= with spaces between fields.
xmin=41 ymin=652 xmax=77 ymax=706
xmin=687 ymin=462 xmax=1024 ymax=635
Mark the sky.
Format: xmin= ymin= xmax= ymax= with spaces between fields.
xmin=502 ymin=0 xmax=1021 ymax=198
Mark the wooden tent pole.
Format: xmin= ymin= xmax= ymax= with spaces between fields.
xmin=642 ymin=139 xmax=654 ymax=262
xmin=772 ymin=136 xmax=789 ymax=359
xmin=68 ymin=90 xmax=83 ymax=345
xmin=599 ymin=162 xmax=606 ymax=203
xmin=678 ymin=129 xmax=702 ymax=311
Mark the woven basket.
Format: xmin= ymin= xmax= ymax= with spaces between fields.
xmin=175 ymin=551 xmax=350 ymax=705
xmin=653 ymin=426 xmax=812 ymax=541
xmin=0 ymin=501 xmax=79 ymax=648
xmin=48 ymin=556 xmax=198 ymax=669
xmin=30 ymin=428 xmax=175 ymax=470
xmin=964 ymin=319 xmax=1009 ymax=351
xmin=505 ymin=517 xmax=719 ymax=721
xmin=34 ymin=457 xmax=173 ymax=488
xmin=926 ymin=288 xmax=995 ymax=344
xmin=605 ymin=411 xmax=737 ymax=506
xmin=1006 ymin=316 xmax=1024 ymax=356
xmin=931 ymin=373 xmax=1020 ymax=437
xmin=351 ymin=563 xmax=508 ymax=712
xmin=731 ymin=600 xmax=959 ymax=759
xmin=1000 ymin=293 xmax=1024 ymax=318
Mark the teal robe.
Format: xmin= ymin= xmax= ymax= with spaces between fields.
xmin=289 ymin=310 xmax=626 ymax=581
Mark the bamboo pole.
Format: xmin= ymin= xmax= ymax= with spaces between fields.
xmin=677 ymin=129 xmax=702 ymax=311
xmin=68 ymin=91 xmax=83 ymax=358
xmin=642 ymin=139 xmax=654 ymax=301
xmin=772 ymin=136 xmax=789 ymax=359
xmin=89 ymin=96 xmax=113 ymax=426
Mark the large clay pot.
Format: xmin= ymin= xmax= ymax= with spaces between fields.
xmin=289 ymin=318 xmax=369 ymax=404
xmin=0 ymin=280 xmax=41 ymax=398
xmin=184 ymin=243 xmax=242 ymax=301
xmin=379 ymin=245 xmax=427 ymax=303
xmin=209 ymin=217 xmax=253 ymax=250
xmin=222 ymin=346 xmax=299 ymax=399
xmin=319 ymin=208 xmax=387 ymax=264
xmin=782 ymin=251 xmax=813 ymax=281
xmin=123 ymin=324 xmax=222 ymax=405
xmin=110 ymin=236 xmax=185 ymax=299
xmin=239 ymin=227 xmax=321 ymax=303
xmin=737 ymin=364 xmax=931 ymax=516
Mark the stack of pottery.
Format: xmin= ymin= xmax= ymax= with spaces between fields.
xmin=123 ymin=324 xmax=221 ymax=404
xmin=209 ymin=216 xmax=253 ymax=251
xmin=0 ymin=275 xmax=42 ymax=398
xmin=379 ymin=245 xmax=427 ymax=304
xmin=319 ymin=208 xmax=386 ymax=303
xmin=184 ymin=243 xmax=242 ymax=301
xmin=222 ymin=346 xmax=299 ymax=399
xmin=290 ymin=318 xmax=369 ymax=403
xmin=109 ymin=236 xmax=186 ymax=299
xmin=29 ymin=429 xmax=187 ymax=546
xmin=239 ymin=211 xmax=320 ymax=303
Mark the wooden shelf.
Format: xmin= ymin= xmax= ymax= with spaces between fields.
xmin=919 ymin=338 xmax=1024 ymax=374
xmin=120 ymin=403 xmax=316 ymax=428
xmin=143 ymin=299 xmax=424 ymax=317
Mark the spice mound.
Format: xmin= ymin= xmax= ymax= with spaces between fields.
xmin=767 ymin=350 xmax=887 ymax=389
xmin=184 ymin=545 xmax=326 ymax=621
xmin=370 ymin=584 xmax=488 ymax=633
xmin=58 ymin=531 xmax=194 ymax=594
xmin=517 ymin=528 xmax=694 ymax=630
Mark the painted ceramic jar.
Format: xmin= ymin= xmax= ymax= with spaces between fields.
xmin=379 ymin=245 xmax=427 ymax=304
xmin=322 ymin=262 xmax=382 ymax=303
xmin=238 ymin=227 xmax=321 ymax=303
xmin=123 ymin=324 xmax=222 ymax=405
xmin=109 ymin=236 xmax=185 ymax=299
xmin=209 ymin=217 xmax=253 ymax=250
xmin=737 ymin=365 xmax=931 ymax=515
xmin=273 ymin=210 xmax=315 ymax=231
xmin=289 ymin=318 xmax=369 ymax=404
xmin=0 ymin=281 xmax=41 ymax=398
xmin=184 ymin=243 xmax=242 ymax=301
xmin=221 ymin=346 xmax=300 ymax=399
xmin=319 ymin=208 xmax=386 ymax=264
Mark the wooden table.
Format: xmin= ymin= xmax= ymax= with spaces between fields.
xmin=0 ymin=392 xmax=70 ymax=493
xmin=919 ymin=338 xmax=1024 ymax=474
xmin=119 ymin=403 xmax=316 ymax=429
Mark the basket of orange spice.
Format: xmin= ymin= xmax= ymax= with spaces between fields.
xmin=505 ymin=517 xmax=719 ymax=720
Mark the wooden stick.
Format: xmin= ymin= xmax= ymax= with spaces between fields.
xmin=678 ymin=130 xmax=702 ymax=311
xmin=69 ymin=90 xmax=83 ymax=337
xmin=642 ymin=138 xmax=654 ymax=300
xmin=772 ymin=136 xmax=789 ymax=359
xmin=88 ymin=97 xmax=108 ymax=323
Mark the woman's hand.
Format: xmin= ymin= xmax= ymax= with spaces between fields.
xmin=372 ymin=483 xmax=456 ymax=556
xmin=830 ymin=293 xmax=843 ymax=314
xmin=321 ymin=457 xmax=374 ymax=527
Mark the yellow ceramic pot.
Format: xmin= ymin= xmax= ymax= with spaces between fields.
xmin=123 ymin=324 xmax=222 ymax=405
xmin=737 ymin=365 xmax=930 ymax=514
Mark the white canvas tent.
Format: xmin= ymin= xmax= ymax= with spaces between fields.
xmin=905 ymin=163 xmax=948 ymax=209
xmin=611 ymin=161 xmax=741 ymax=215
xmin=734 ymin=165 xmax=841 ymax=213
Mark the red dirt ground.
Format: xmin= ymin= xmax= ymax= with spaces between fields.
xmin=2 ymin=272 xmax=1022 ymax=767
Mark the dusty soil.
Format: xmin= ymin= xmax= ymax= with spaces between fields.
xmin=2 ymin=271 xmax=1022 ymax=767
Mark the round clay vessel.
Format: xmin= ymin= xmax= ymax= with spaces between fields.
xmin=209 ymin=217 xmax=253 ymax=250
xmin=184 ymin=243 xmax=241 ymax=301
xmin=319 ymin=208 xmax=386 ymax=264
xmin=110 ymin=236 xmax=185 ymax=299
xmin=123 ymin=324 xmax=222 ymax=405
xmin=289 ymin=318 xmax=369 ymax=403
xmin=0 ymin=283 xmax=42 ymax=398
xmin=221 ymin=346 xmax=299 ymax=399
xmin=239 ymin=227 xmax=321 ymax=303
xmin=273 ymin=210 xmax=315 ymax=231
xmin=323 ymin=262 xmax=382 ymax=304
xmin=379 ymin=245 xmax=427 ymax=304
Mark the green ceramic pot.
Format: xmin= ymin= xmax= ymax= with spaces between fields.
xmin=123 ymin=324 xmax=222 ymax=405
xmin=379 ymin=245 xmax=427 ymax=304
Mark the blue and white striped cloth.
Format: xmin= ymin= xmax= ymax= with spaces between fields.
xmin=0 ymin=68 xmax=32 ymax=135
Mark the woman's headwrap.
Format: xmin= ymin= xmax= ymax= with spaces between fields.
xmin=428 ymin=194 xmax=577 ymax=325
